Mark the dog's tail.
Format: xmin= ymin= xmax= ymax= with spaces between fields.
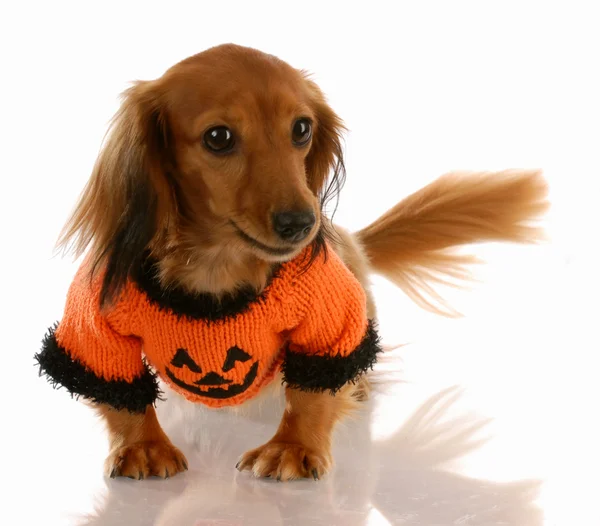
xmin=355 ymin=169 xmax=549 ymax=316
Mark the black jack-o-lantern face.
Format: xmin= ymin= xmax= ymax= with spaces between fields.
xmin=164 ymin=346 xmax=259 ymax=399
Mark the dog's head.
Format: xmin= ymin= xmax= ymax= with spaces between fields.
xmin=61 ymin=44 xmax=346 ymax=304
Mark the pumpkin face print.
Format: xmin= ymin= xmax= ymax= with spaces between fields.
xmin=164 ymin=346 xmax=259 ymax=399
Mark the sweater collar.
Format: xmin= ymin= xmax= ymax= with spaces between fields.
xmin=132 ymin=233 xmax=327 ymax=322
xmin=132 ymin=255 xmax=282 ymax=322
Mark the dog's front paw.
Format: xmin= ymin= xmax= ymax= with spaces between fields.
xmin=104 ymin=441 xmax=188 ymax=480
xmin=236 ymin=441 xmax=331 ymax=481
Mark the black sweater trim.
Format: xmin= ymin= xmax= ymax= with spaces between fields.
xmin=132 ymin=256 xmax=282 ymax=322
xmin=131 ymin=233 xmax=327 ymax=323
xmin=281 ymin=320 xmax=382 ymax=393
xmin=34 ymin=324 xmax=160 ymax=413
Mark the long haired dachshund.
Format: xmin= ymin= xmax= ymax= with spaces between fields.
xmin=36 ymin=44 xmax=548 ymax=481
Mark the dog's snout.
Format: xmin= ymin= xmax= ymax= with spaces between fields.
xmin=272 ymin=210 xmax=316 ymax=243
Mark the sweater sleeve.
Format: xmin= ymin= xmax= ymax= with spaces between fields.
xmin=280 ymin=246 xmax=382 ymax=393
xmin=34 ymin=262 xmax=159 ymax=413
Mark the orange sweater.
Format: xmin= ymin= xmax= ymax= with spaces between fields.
xmin=35 ymin=244 xmax=380 ymax=412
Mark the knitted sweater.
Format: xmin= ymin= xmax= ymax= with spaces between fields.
xmin=35 ymin=244 xmax=381 ymax=412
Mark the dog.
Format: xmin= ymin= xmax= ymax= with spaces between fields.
xmin=35 ymin=43 xmax=548 ymax=481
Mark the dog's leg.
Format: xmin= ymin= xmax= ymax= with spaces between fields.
xmin=99 ymin=404 xmax=188 ymax=480
xmin=236 ymin=382 xmax=359 ymax=481
xmin=237 ymin=226 xmax=378 ymax=481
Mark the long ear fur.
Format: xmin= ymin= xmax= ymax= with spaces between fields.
xmin=56 ymin=81 xmax=176 ymax=307
xmin=302 ymin=75 xmax=347 ymax=258
xmin=303 ymin=75 xmax=347 ymax=212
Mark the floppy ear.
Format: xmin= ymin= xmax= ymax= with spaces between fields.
xmin=57 ymin=81 xmax=177 ymax=307
xmin=303 ymin=76 xmax=347 ymax=209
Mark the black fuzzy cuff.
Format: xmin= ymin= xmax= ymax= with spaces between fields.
xmin=281 ymin=320 xmax=382 ymax=394
xmin=34 ymin=324 xmax=160 ymax=413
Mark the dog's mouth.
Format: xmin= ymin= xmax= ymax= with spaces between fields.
xmin=230 ymin=221 xmax=300 ymax=257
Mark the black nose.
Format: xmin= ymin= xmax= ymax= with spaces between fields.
xmin=272 ymin=210 xmax=316 ymax=243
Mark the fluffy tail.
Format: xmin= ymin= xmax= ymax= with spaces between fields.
xmin=356 ymin=169 xmax=549 ymax=316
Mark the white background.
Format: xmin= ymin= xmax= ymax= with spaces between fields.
xmin=2 ymin=1 xmax=599 ymax=525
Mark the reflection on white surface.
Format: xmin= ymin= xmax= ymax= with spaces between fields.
xmin=70 ymin=386 xmax=542 ymax=526
xmin=11 ymin=241 xmax=600 ymax=526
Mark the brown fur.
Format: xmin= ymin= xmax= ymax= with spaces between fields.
xmin=57 ymin=44 xmax=548 ymax=481
xmin=99 ymin=405 xmax=187 ymax=479
xmin=356 ymin=169 xmax=549 ymax=316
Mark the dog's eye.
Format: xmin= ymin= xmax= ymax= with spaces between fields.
xmin=291 ymin=118 xmax=312 ymax=146
xmin=203 ymin=126 xmax=235 ymax=153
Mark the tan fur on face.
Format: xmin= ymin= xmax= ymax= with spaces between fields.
xmin=58 ymin=44 xmax=548 ymax=481
xmin=159 ymin=51 xmax=333 ymax=292
xmin=57 ymin=44 xmax=342 ymax=299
